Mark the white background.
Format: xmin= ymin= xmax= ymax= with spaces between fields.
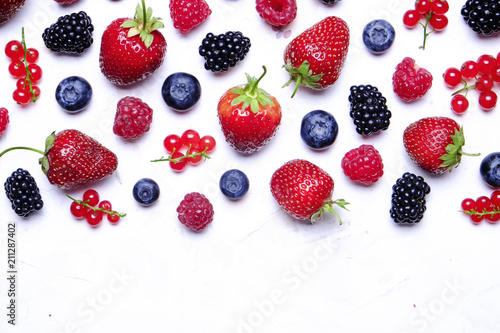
xmin=1 ymin=0 xmax=500 ymax=332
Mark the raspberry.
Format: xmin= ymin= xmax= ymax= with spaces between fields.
xmin=390 ymin=172 xmax=431 ymax=224
xmin=4 ymin=168 xmax=44 ymax=217
xmin=348 ymin=85 xmax=391 ymax=136
xmin=256 ymin=0 xmax=297 ymax=27
xmin=113 ymin=96 xmax=153 ymax=140
xmin=392 ymin=57 xmax=433 ymax=102
xmin=169 ymin=0 xmax=212 ymax=34
xmin=177 ymin=192 xmax=214 ymax=231
xmin=341 ymin=144 xmax=384 ymax=185
xmin=0 ymin=108 xmax=9 ymax=136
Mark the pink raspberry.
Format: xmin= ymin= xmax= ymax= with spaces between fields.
xmin=177 ymin=192 xmax=214 ymax=231
xmin=341 ymin=144 xmax=384 ymax=185
xmin=0 ymin=108 xmax=9 ymax=136
xmin=256 ymin=0 xmax=297 ymax=27
xmin=113 ymin=96 xmax=153 ymax=140
xmin=392 ymin=57 xmax=433 ymax=102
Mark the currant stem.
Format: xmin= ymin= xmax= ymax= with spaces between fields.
xmin=419 ymin=13 xmax=434 ymax=50
xmin=67 ymin=194 xmax=127 ymax=218
xmin=452 ymin=79 xmax=474 ymax=97
xmin=461 ymin=208 xmax=500 ymax=218
xmin=150 ymin=147 xmax=211 ymax=163
xmin=19 ymin=27 xmax=36 ymax=103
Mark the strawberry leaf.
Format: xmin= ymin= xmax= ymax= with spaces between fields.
xmin=120 ymin=0 xmax=163 ymax=49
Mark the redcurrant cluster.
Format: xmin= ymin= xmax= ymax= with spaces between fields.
xmin=403 ymin=0 xmax=449 ymax=50
xmin=461 ymin=190 xmax=500 ymax=224
xmin=4 ymin=28 xmax=42 ymax=105
xmin=152 ymin=129 xmax=216 ymax=172
xmin=68 ymin=189 xmax=126 ymax=227
xmin=444 ymin=53 xmax=500 ymax=114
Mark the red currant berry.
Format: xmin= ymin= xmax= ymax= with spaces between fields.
xmin=403 ymin=10 xmax=421 ymax=28
xmin=86 ymin=209 xmax=103 ymax=227
xmin=4 ymin=40 xmax=24 ymax=61
xmin=478 ymin=90 xmax=497 ymax=111
xmin=430 ymin=0 xmax=449 ymax=15
xmin=461 ymin=60 xmax=479 ymax=79
xmin=461 ymin=198 xmax=477 ymax=212
xmin=443 ymin=67 xmax=463 ymax=88
xmin=13 ymin=87 xmax=31 ymax=105
xmin=491 ymin=66 xmax=500 ymax=82
xmin=25 ymin=48 xmax=39 ymax=63
xmin=198 ymin=135 xmax=216 ymax=153
xmin=16 ymin=78 xmax=28 ymax=90
xmin=476 ymin=196 xmax=492 ymax=211
xmin=169 ymin=151 xmax=187 ymax=172
xmin=8 ymin=61 xmax=26 ymax=78
xmin=471 ymin=214 xmax=484 ymax=224
xmin=429 ymin=14 xmax=448 ymax=31
xmin=485 ymin=208 xmax=500 ymax=223
xmin=476 ymin=54 xmax=496 ymax=74
xmin=98 ymin=200 xmax=112 ymax=211
xmin=475 ymin=75 xmax=494 ymax=92
xmin=491 ymin=190 xmax=500 ymax=207
xmin=70 ymin=201 xmax=88 ymax=219
xmin=181 ymin=129 xmax=200 ymax=149
xmin=187 ymin=147 xmax=203 ymax=165
xmin=31 ymin=86 xmax=40 ymax=100
xmin=163 ymin=134 xmax=182 ymax=154
xmin=415 ymin=0 xmax=431 ymax=14
xmin=83 ymin=189 xmax=100 ymax=207
xmin=108 ymin=212 xmax=121 ymax=224
xmin=27 ymin=63 xmax=42 ymax=83
xmin=451 ymin=94 xmax=469 ymax=114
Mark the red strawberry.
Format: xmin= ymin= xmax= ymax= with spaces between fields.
xmin=270 ymin=159 xmax=349 ymax=222
xmin=403 ymin=116 xmax=478 ymax=174
xmin=217 ymin=66 xmax=282 ymax=154
xmin=0 ymin=129 xmax=118 ymax=189
xmin=283 ymin=16 xmax=350 ymax=97
xmin=169 ymin=0 xmax=212 ymax=34
xmin=99 ymin=0 xmax=167 ymax=86
xmin=0 ymin=0 xmax=25 ymax=25
xmin=393 ymin=57 xmax=433 ymax=102
xmin=256 ymin=0 xmax=297 ymax=27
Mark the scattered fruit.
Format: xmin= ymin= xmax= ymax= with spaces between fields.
xmin=283 ymin=16 xmax=350 ymax=97
xmin=402 ymin=0 xmax=449 ymax=49
xmin=362 ymin=19 xmax=395 ymax=54
xmin=0 ymin=0 xmax=25 ymax=25
xmin=341 ymin=144 xmax=384 ymax=185
xmin=300 ymin=110 xmax=338 ymax=150
xmin=390 ymin=172 xmax=431 ymax=224
xmin=392 ymin=57 xmax=433 ymax=102
xmin=161 ymin=72 xmax=201 ymax=112
xmin=219 ymin=169 xmax=250 ymax=200
xmin=132 ymin=178 xmax=160 ymax=206
xmin=348 ymin=84 xmax=391 ymax=135
xmin=461 ymin=0 xmax=500 ymax=36
xmin=169 ymin=0 xmax=211 ymax=34
xmin=4 ymin=168 xmax=44 ymax=217
xmin=68 ymin=189 xmax=126 ymax=226
xmin=256 ymin=0 xmax=297 ymax=27
xmin=0 ymin=108 xmax=9 ymax=136
xmin=177 ymin=192 xmax=214 ymax=231
xmin=55 ymin=76 xmax=93 ymax=113
xmin=113 ymin=96 xmax=153 ymax=140
xmin=480 ymin=152 xmax=500 ymax=187
xmin=461 ymin=190 xmax=500 ymax=224
xmin=42 ymin=11 xmax=94 ymax=54
xmin=199 ymin=31 xmax=251 ymax=72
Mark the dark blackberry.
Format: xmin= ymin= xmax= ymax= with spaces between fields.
xmin=319 ymin=0 xmax=341 ymax=4
xmin=390 ymin=172 xmax=431 ymax=224
xmin=42 ymin=11 xmax=94 ymax=54
xmin=198 ymin=31 xmax=251 ymax=72
xmin=4 ymin=168 xmax=44 ymax=217
xmin=348 ymin=84 xmax=392 ymax=136
xmin=461 ymin=0 xmax=500 ymax=36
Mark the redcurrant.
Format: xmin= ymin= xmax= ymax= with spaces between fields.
xmin=83 ymin=189 xmax=100 ymax=207
xmin=429 ymin=14 xmax=448 ymax=31
xmin=461 ymin=60 xmax=479 ymax=79
xmin=98 ymin=200 xmax=112 ymax=211
xmin=163 ymin=134 xmax=183 ymax=153
xmin=25 ymin=48 xmax=39 ymax=63
xmin=169 ymin=151 xmax=187 ymax=172
xmin=475 ymin=75 xmax=494 ymax=92
xmin=108 ymin=212 xmax=121 ymax=224
xmin=13 ymin=87 xmax=32 ymax=105
xmin=430 ymin=0 xmax=449 ymax=15
xmin=187 ymin=147 xmax=204 ymax=165
xmin=4 ymin=40 xmax=24 ymax=61
xmin=471 ymin=214 xmax=484 ymax=224
xmin=491 ymin=190 xmax=500 ymax=207
xmin=485 ymin=208 xmax=500 ymax=223
xmin=27 ymin=63 xmax=42 ymax=83
xmin=443 ymin=67 xmax=463 ymax=88
xmin=181 ymin=129 xmax=200 ymax=149
xmin=199 ymin=135 xmax=216 ymax=153
xmin=70 ymin=201 xmax=88 ymax=219
xmin=451 ymin=94 xmax=469 ymax=114
xmin=476 ymin=196 xmax=492 ymax=211
xmin=8 ymin=61 xmax=26 ymax=78
xmin=415 ymin=0 xmax=431 ymax=14
xmin=478 ymin=90 xmax=497 ymax=111
xmin=86 ymin=209 xmax=103 ymax=227
xmin=476 ymin=54 xmax=496 ymax=75
xmin=403 ymin=10 xmax=421 ymax=28
xmin=491 ymin=66 xmax=500 ymax=82
xmin=461 ymin=198 xmax=477 ymax=212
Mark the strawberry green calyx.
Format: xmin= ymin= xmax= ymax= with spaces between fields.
xmin=230 ymin=66 xmax=275 ymax=114
xmin=311 ymin=198 xmax=350 ymax=224
xmin=282 ymin=60 xmax=323 ymax=98
xmin=439 ymin=127 xmax=479 ymax=172
xmin=121 ymin=0 xmax=164 ymax=48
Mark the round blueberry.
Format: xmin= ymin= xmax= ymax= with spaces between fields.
xmin=300 ymin=110 xmax=338 ymax=150
xmin=480 ymin=152 xmax=500 ymax=187
xmin=132 ymin=178 xmax=160 ymax=206
xmin=362 ymin=19 xmax=395 ymax=54
xmin=219 ymin=169 xmax=249 ymax=200
xmin=55 ymin=76 xmax=92 ymax=113
xmin=161 ymin=72 xmax=201 ymax=112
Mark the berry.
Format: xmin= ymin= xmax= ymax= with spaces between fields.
xmin=82 ymin=189 xmax=99 ymax=207
xmin=8 ymin=61 xmax=26 ymax=78
xmin=55 ymin=76 xmax=93 ymax=113
xmin=461 ymin=60 xmax=479 ymax=79
xmin=5 ymin=40 xmax=24 ymax=61
xmin=318 ymin=0 xmax=341 ymax=4
xmin=67 ymin=193 xmax=125 ymax=225
xmin=199 ymin=31 xmax=251 ymax=72
xmin=168 ymin=151 xmax=188 ymax=172
xmin=54 ymin=0 xmax=80 ymax=4
xmin=169 ymin=0 xmax=211 ymax=34
xmin=430 ymin=0 xmax=449 ymax=15
xmin=25 ymin=48 xmax=39 ymax=63
xmin=163 ymin=134 xmax=183 ymax=154
xmin=443 ymin=67 xmax=463 ymax=88
xmin=161 ymin=72 xmax=201 ymax=112
xmin=429 ymin=14 xmax=448 ymax=31
xmin=491 ymin=190 xmax=500 ymax=206
xmin=12 ymin=87 xmax=32 ymax=105
xmin=4 ymin=168 xmax=43 ymax=217
xmin=475 ymin=74 xmax=494 ymax=92
xmin=393 ymin=57 xmax=433 ymax=102
xmin=403 ymin=9 xmax=421 ymax=28
xmin=0 ymin=107 xmax=9 ymax=136
xmin=480 ymin=152 xmax=500 ymax=187
xmin=132 ymin=178 xmax=160 ymax=206
xmin=177 ymin=192 xmax=214 ymax=231
xmin=300 ymin=110 xmax=338 ymax=150
xmin=478 ymin=90 xmax=497 ymax=111
xmin=415 ymin=0 xmax=431 ymax=14
xmin=70 ymin=201 xmax=87 ymax=219
xmin=461 ymin=198 xmax=477 ymax=212
xmin=461 ymin=0 xmax=500 ymax=35
xmin=198 ymin=135 xmax=216 ymax=153
xmin=113 ymin=96 xmax=153 ymax=140
xmin=362 ymin=19 xmax=395 ymax=54
xmin=477 ymin=54 xmax=497 ymax=74
xmin=86 ymin=209 xmax=103 ymax=227
xmin=341 ymin=144 xmax=384 ymax=185
xmin=451 ymin=94 xmax=469 ymax=114
xmin=219 ymin=169 xmax=250 ymax=200
xmin=180 ymin=129 xmax=201 ymax=149
xmin=348 ymin=84 xmax=391 ymax=136
xmin=256 ymin=0 xmax=297 ymax=27
xmin=390 ymin=172 xmax=431 ymax=224
xmin=42 ymin=11 xmax=94 ymax=54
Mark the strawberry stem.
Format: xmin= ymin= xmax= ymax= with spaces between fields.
xmin=67 ymin=194 xmax=127 ymax=218
xmin=311 ymin=198 xmax=350 ymax=224
xmin=0 ymin=146 xmax=45 ymax=158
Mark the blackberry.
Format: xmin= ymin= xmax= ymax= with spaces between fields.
xmin=348 ymin=84 xmax=392 ymax=136
xmin=198 ymin=31 xmax=251 ymax=72
xmin=42 ymin=11 xmax=94 ymax=54
xmin=390 ymin=172 xmax=431 ymax=224
xmin=319 ymin=0 xmax=341 ymax=4
xmin=461 ymin=0 xmax=500 ymax=36
xmin=4 ymin=168 xmax=44 ymax=217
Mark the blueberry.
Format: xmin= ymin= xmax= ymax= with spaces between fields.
xmin=132 ymin=178 xmax=160 ymax=206
xmin=300 ymin=110 xmax=338 ymax=150
xmin=362 ymin=19 xmax=395 ymax=54
xmin=161 ymin=72 xmax=201 ymax=112
xmin=480 ymin=152 xmax=500 ymax=187
xmin=55 ymin=76 xmax=92 ymax=113
xmin=219 ymin=169 xmax=249 ymax=200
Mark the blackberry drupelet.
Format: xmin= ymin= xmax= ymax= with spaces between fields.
xmin=42 ymin=11 xmax=94 ymax=54
xmin=461 ymin=0 xmax=500 ymax=36
xmin=348 ymin=84 xmax=392 ymax=136
xmin=390 ymin=172 xmax=431 ymax=224
xmin=199 ymin=31 xmax=251 ymax=72
xmin=4 ymin=168 xmax=44 ymax=217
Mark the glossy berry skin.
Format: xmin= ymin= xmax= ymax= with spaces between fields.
xmin=429 ymin=14 xmax=448 ymax=31
xmin=113 ymin=96 xmax=153 ymax=140
xmin=5 ymin=40 xmax=24 ymax=61
xmin=443 ymin=67 xmax=463 ymax=88
xmin=461 ymin=60 xmax=479 ymax=79
xmin=169 ymin=0 xmax=211 ymax=34
xmin=161 ymin=72 xmax=201 ymax=112
xmin=219 ymin=169 xmax=250 ymax=200
xmin=341 ymin=144 xmax=384 ymax=185
xmin=169 ymin=152 xmax=187 ymax=172
xmin=348 ymin=85 xmax=391 ymax=136
xmin=390 ymin=172 xmax=431 ymax=224
xmin=70 ymin=201 xmax=87 ymax=219
xmin=199 ymin=135 xmax=216 ymax=153
xmin=403 ymin=9 xmax=421 ymax=28
xmin=393 ymin=57 xmax=433 ymax=102
xmin=451 ymin=94 xmax=469 ymax=114
xmin=199 ymin=31 xmax=251 ymax=73
xmin=300 ymin=110 xmax=338 ymax=150
xmin=431 ymin=0 xmax=449 ymax=15
xmin=362 ymin=19 xmax=395 ymax=54
xmin=479 ymin=90 xmax=497 ymax=111
xmin=163 ymin=134 xmax=182 ymax=153
xmin=480 ymin=152 xmax=500 ymax=187
xmin=4 ymin=168 xmax=44 ymax=217
xmin=86 ymin=209 xmax=103 ymax=227
xmin=256 ymin=0 xmax=297 ymax=27
xmin=83 ymin=189 xmax=99 ymax=206
xmin=42 ymin=11 xmax=94 ymax=54
xmin=461 ymin=0 xmax=500 ymax=35
xmin=177 ymin=192 xmax=214 ymax=231
xmin=132 ymin=178 xmax=160 ymax=206
xmin=0 ymin=107 xmax=9 ymax=136
xmin=55 ymin=76 xmax=93 ymax=113
xmin=181 ymin=129 xmax=200 ymax=149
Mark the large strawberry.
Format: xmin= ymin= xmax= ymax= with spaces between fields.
xmin=403 ymin=116 xmax=478 ymax=174
xmin=270 ymin=159 xmax=349 ymax=222
xmin=0 ymin=129 xmax=118 ymax=189
xmin=283 ymin=16 xmax=350 ymax=97
xmin=99 ymin=0 xmax=167 ymax=86
xmin=217 ymin=66 xmax=282 ymax=154
xmin=0 ymin=0 xmax=25 ymax=25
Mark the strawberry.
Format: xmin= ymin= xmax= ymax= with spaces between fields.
xmin=217 ymin=66 xmax=282 ymax=154
xmin=283 ymin=16 xmax=350 ymax=97
xmin=256 ymin=0 xmax=297 ymax=27
xmin=99 ymin=0 xmax=167 ymax=86
xmin=0 ymin=129 xmax=118 ymax=189
xmin=169 ymin=0 xmax=212 ymax=34
xmin=0 ymin=0 xmax=25 ymax=25
xmin=403 ymin=116 xmax=478 ymax=174
xmin=270 ymin=159 xmax=349 ymax=222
